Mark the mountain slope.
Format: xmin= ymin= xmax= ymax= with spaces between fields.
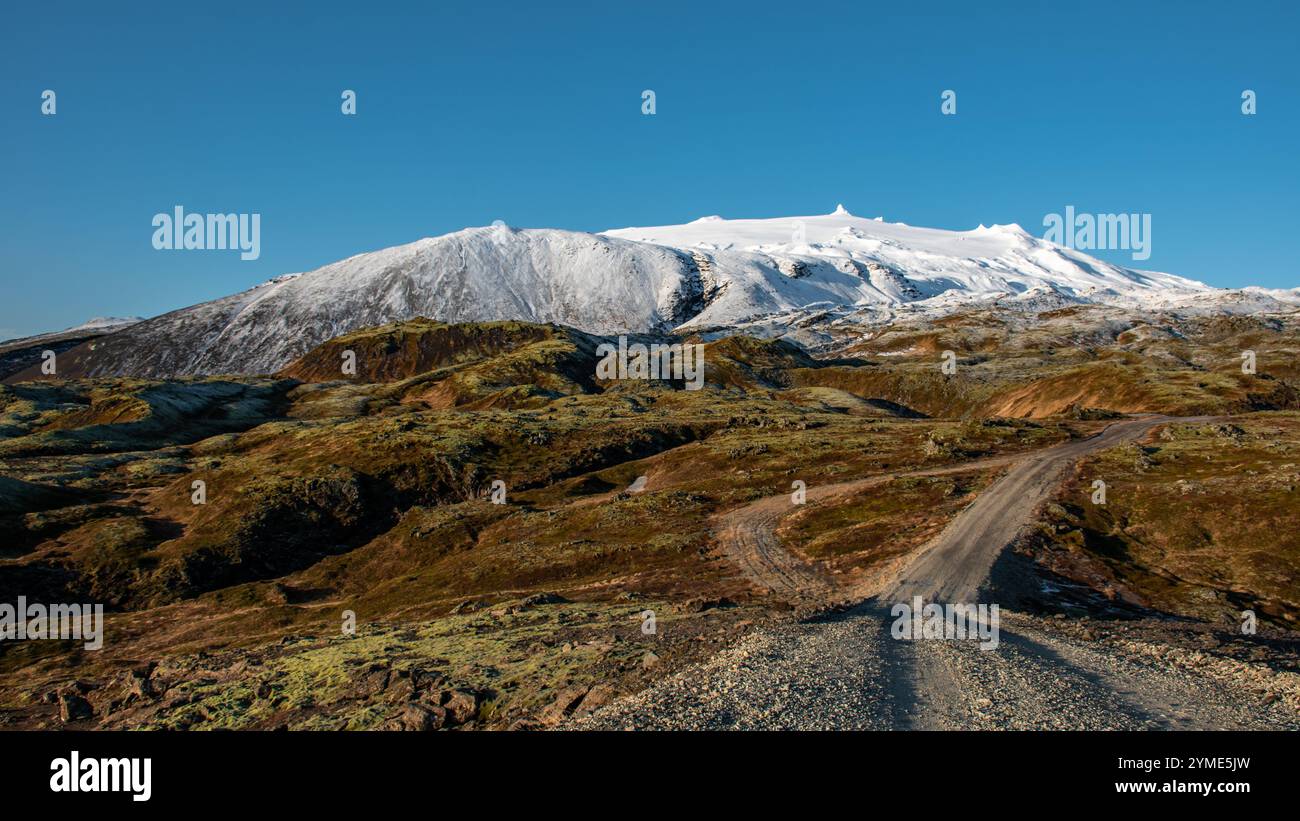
xmin=11 ymin=207 xmax=1285 ymax=381
xmin=0 ymin=317 xmax=144 ymax=380
xmin=14 ymin=229 xmax=702 ymax=379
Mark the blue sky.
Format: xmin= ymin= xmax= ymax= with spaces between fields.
xmin=2 ymin=0 xmax=1296 ymax=339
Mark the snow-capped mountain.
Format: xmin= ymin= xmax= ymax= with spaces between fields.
xmin=0 ymin=316 xmax=142 ymax=348
xmin=603 ymin=205 xmax=1220 ymax=326
xmin=21 ymin=207 xmax=1294 ymax=379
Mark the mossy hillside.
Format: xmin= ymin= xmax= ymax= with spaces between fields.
xmin=779 ymin=470 xmax=999 ymax=575
xmin=17 ymin=597 xmax=730 ymax=731
xmin=7 ymin=315 xmax=1299 ymax=729
xmin=1033 ymin=413 xmax=1300 ymax=625
xmin=276 ymin=318 xmax=598 ymax=383
xmin=0 ymin=378 xmax=294 ymax=457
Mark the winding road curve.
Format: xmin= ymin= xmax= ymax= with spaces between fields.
xmin=882 ymin=415 xmax=1212 ymax=604
xmin=573 ymin=415 xmax=1299 ymax=730
xmin=715 ymin=415 xmax=1193 ymax=600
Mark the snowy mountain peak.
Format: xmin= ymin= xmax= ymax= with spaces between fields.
xmin=34 ymin=209 xmax=1288 ymax=379
xmin=600 ymin=210 xmax=1232 ymax=325
xmin=974 ymin=222 xmax=1031 ymax=237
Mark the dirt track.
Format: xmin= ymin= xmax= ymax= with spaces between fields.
xmin=881 ymin=415 xmax=1209 ymax=604
xmin=573 ymin=415 xmax=1300 ymax=730
xmin=713 ymin=416 xmax=1191 ymax=602
xmin=712 ymin=452 xmax=1022 ymax=598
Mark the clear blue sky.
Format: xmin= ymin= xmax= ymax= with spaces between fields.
xmin=2 ymin=0 xmax=1296 ymax=339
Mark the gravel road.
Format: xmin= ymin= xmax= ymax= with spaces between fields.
xmin=573 ymin=607 xmax=1299 ymax=730
xmin=883 ymin=415 xmax=1208 ymax=604
xmin=572 ymin=415 xmax=1300 ymax=730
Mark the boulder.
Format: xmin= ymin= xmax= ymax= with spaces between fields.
xmin=394 ymin=702 xmax=446 ymax=731
xmin=538 ymin=686 xmax=589 ymax=726
xmin=59 ymin=693 xmax=94 ymax=723
xmin=440 ymin=689 xmax=479 ymax=724
xmin=521 ymin=592 xmax=568 ymax=608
